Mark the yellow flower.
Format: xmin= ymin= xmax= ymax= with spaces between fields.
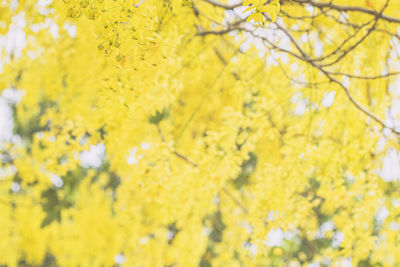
xmin=246 ymin=12 xmax=264 ymax=23
xmin=244 ymin=0 xmax=280 ymax=23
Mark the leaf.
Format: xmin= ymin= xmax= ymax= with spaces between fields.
xmin=254 ymin=12 xmax=263 ymax=22
xmin=246 ymin=13 xmax=256 ymax=22
xmin=266 ymin=1 xmax=280 ymax=22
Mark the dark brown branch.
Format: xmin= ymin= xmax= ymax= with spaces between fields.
xmin=157 ymin=124 xmax=198 ymax=167
xmin=199 ymin=0 xmax=400 ymax=135
xmin=311 ymin=20 xmax=372 ymax=63
xmin=329 ymin=71 xmax=400 ymax=80
xmin=203 ymin=0 xmax=400 ymax=24
xmin=202 ymin=0 xmax=242 ymax=10
xmin=173 ymin=151 xmax=198 ymax=167
xmin=221 ymin=187 xmax=249 ymax=214
xmin=289 ymin=0 xmax=400 ymax=24
xmin=320 ymin=18 xmax=379 ymax=67
xmin=196 ymin=28 xmax=239 ymax=36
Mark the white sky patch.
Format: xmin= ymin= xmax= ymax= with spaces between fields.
xmin=134 ymin=0 xmax=146 ymax=8
xmin=393 ymin=199 xmax=400 ymax=207
xmin=316 ymin=221 xmax=334 ymax=239
xmin=311 ymin=32 xmax=323 ymax=57
xmin=386 ymin=96 xmax=400 ymax=132
xmin=37 ymin=0 xmax=54 ymax=16
xmin=295 ymin=100 xmax=307 ymax=115
xmin=167 ymin=230 xmax=174 ymax=240
xmin=0 ymin=88 xmax=22 ymax=150
xmin=239 ymin=39 xmax=252 ymax=53
xmin=0 ymin=165 xmax=17 ymax=178
xmin=140 ymin=142 xmax=150 ymax=150
xmin=240 ymin=221 xmax=253 ymax=234
xmin=202 ymin=227 xmax=211 ymax=236
xmin=299 ymin=33 xmax=309 ymax=43
xmin=237 ymin=20 xmax=292 ymax=63
xmin=340 ymin=258 xmax=353 ymax=267
xmin=267 ymin=210 xmax=278 ymax=221
xmin=332 ymin=231 xmax=345 ymax=248
xmin=389 ymin=47 xmax=400 ymax=74
xmin=291 ymin=92 xmax=302 ymax=104
xmin=51 ymin=174 xmax=63 ymax=188
xmin=31 ymin=18 xmax=59 ymax=39
xmin=249 ymin=244 xmax=257 ymax=256
xmin=305 ymin=4 xmax=314 ymax=14
xmin=113 ymin=254 xmax=125 ymax=265
xmin=2 ymin=88 xmax=24 ymax=104
xmin=38 ymin=6 xmax=52 ymax=16
xmin=11 ymin=182 xmax=21 ymax=193
xmin=127 ymin=147 xmax=139 ymax=165
xmin=242 ymin=241 xmax=258 ymax=256
xmin=339 ymin=12 xmax=349 ymax=22
xmin=376 ymin=206 xmax=389 ymax=225
xmin=63 ymin=22 xmax=77 ymax=38
xmin=291 ymin=63 xmax=299 ymax=73
xmin=381 ymin=67 xmax=388 ymax=76
xmin=389 ymin=222 xmax=400 ymax=231
xmin=80 ymin=143 xmax=105 ymax=168
xmin=321 ymin=257 xmax=331 ymax=266
xmin=266 ymin=54 xmax=278 ymax=66
xmin=379 ymin=148 xmax=400 ymax=182
xmin=38 ymin=0 xmax=53 ymax=7
xmin=213 ymin=194 xmax=220 ymax=205
xmin=139 ymin=236 xmax=149 ymax=245
xmin=291 ymin=92 xmax=308 ymax=115
xmin=0 ymin=12 xmax=27 ymax=72
xmin=280 ymin=53 xmax=289 ymax=64
xmin=383 ymin=127 xmax=391 ymax=136
xmin=263 ymin=228 xmax=296 ymax=247
xmin=0 ymin=97 xmax=13 ymax=145
xmin=49 ymin=23 xmax=59 ymax=38
xmin=322 ymin=91 xmax=336 ymax=108
xmin=228 ymin=0 xmax=242 ymax=5
xmin=376 ymin=136 xmax=386 ymax=152
xmin=232 ymin=4 xmax=252 ymax=20
xmin=27 ymin=45 xmax=44 ymax=59
xmin=344 ymin=172 xmax=356 ymax=185
xmin=2 ymin=12 xmax=26 ymax=56
xmin=9 ymin=0 xmax=18 ymax=10
xmin=264 ymin=228 xmax=284 ymax=247
xmin=342 ymin=75 xmax=351 ymax=87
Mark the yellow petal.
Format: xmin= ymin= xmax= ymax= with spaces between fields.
xmin=271 ymin=0 xmax=281 ymax=14
xmin=269 ymin=11 xmax=277 ymax=22
xmin=254 ymin=12 xmax=263 ymax=22
xmin=265 ymin=1 xmax=280 ymax=22
xmin=246 ymin=13 xmax=256 ymax=22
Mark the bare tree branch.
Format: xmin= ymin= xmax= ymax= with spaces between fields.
xmin=289 ymin=0 xmax=400 ymax=24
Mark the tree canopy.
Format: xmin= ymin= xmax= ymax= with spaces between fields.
xmin=1 ymin=0 xmax=400 ymax=266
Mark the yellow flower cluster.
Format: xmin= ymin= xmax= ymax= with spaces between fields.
xmin=1 ymin=0 xmax=400 ymax=266
xmin=244 ymin=0 xmax=280 ymax=23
